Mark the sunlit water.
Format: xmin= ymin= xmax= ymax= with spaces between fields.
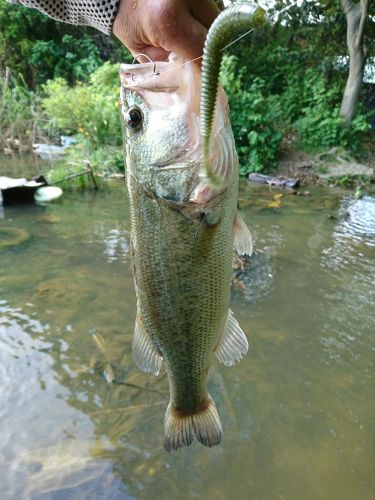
xmin=1 ymin=165 xmax=374 ymax=499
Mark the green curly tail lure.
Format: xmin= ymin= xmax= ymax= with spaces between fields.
xmin=200 ymin=3 xmax=266 ymax=187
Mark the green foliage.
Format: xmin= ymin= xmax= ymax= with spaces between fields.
xmin=0 ymin=3 xmax=131 ymax=88
xmin=46 ymin=163 xmax=98 ymax=190
xmin=328 ymin=174 xmax=372 ymax=188
xmin=41 ymin=63 xmax=122 ymax=147
xmin=218 ymin=48 xmax=371 ymax=174
xmin=62 ymin=140 xmax=124 ymax=175
xmin=220 ymin=55 xmax=283 ymax=174
xmin=0 ymin=4 xmax=54 ymax=87
xmin=46 ymin=141 xmax=124 ymax=189
xmin=29 ymin=34 xmax=102 ymax=85
xmin=286 ymin=69 xmax=372 ymax=151
xmin=84 ymin=145 xmax=124 ymax=174
xmin=224 ymin=2 xmax=374 ymax=157
xmin=0 ymin=0 xmax=373 ymax=180
xmin=296 ymin=106 xmax=371 ymax=151
xmin=0 ymin=72 xmax=46 ymax=148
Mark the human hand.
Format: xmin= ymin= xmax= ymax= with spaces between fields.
xmin=113 ymin=0 xmax=221 ymax=63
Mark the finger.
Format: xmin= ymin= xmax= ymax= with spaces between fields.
xmin=162 ymin=13 xmax=208 ymax=63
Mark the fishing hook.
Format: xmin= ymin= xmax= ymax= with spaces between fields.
xmin=131 ymin=53 xmax=160 ymax=81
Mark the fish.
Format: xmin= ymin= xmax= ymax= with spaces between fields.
xmin=119 ymin=3 xmax=260 ymax=452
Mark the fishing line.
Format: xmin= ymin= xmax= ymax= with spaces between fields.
xmin=221 ymin=0 xmax=301 ymax=51
xmin=128 ymin=0 xmax=300 ymax=84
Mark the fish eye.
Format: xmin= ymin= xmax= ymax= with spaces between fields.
xmin=126 ymin=106 xmax=143 ymax=131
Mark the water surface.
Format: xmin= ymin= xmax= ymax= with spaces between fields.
xmin=1 ymin=170 xmax=374 ymax=499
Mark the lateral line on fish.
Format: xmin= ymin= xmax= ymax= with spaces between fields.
xmin=127 ymin=0 xmax=299 ymax=86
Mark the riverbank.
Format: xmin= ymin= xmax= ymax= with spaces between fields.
xmin=275 ymin=138 xmax=375 ymax=188
xmin=2 ymin=138 xmax=375 ymax=195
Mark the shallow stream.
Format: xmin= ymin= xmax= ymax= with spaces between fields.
xmin=1 ymin=160 xmax=374 ymax=499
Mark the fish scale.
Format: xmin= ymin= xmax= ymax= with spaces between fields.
xmin=120 ymin=3 xmax=257 ymax=451
xmin=129 ymin=169 xmax=237 ymax=413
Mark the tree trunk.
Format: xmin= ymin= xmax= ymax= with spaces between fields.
xmin=340 ymin=0 xmax=368 ymax=126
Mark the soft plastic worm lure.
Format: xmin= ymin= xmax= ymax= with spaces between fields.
xmin=200 ymin=3 xmax=266 ymax=186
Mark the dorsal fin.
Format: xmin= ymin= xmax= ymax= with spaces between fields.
xmin=215 ymin=309 xmax=248 ymax=366
xmin=132 ymin=312 xmax=163 ymax=376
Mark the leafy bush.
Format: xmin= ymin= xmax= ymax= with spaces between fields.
xmin=220 ymin=55 xmax=283 ymax=174
xmin=0 ymin=3 xmax=111 ymax=88
xmin=0 ymin=72 xmax=47 ymax=148
xmin=296 ymin=105 xmax=371 ymax=151
xmin=62 ymin=140 xmax=124 ymax=175
xmin=283 ymin=69 xmax=371 ymax=151
xmin=46 ymin=163 xmax=99 ymax=190
xmin=228 ymin=37 xmax=372 ymax=155
xmin=41 ymin=62 xmax=122 ymax=147
xmin=29 ymin=34 xmax=102 ymax=85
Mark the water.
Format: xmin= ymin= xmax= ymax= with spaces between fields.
xmin=1 ymin=171 xmax=374 ymax=499
xmin=0 ymin=154 xmax=47 ymax=179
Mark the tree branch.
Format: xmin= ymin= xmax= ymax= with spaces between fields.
xmin=357 ymin=0 xmax=368 ymax=46
xmin=341 ymin=0 xmax=354 ymax=15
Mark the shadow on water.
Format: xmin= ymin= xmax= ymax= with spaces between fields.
xmin=0 ymin=178 xmax=374 ymax=499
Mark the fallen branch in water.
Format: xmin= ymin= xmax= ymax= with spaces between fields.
xmin=248 ymin=173 xmax=300 ymax=189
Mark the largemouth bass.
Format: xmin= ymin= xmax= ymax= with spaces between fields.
xmin=120 ymin=3 xmax=261 ymax=451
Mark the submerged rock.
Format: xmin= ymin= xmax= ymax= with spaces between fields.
xmin=0 ymin=227 xmax=30 ymax=249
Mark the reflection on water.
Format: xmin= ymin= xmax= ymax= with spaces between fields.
xmin=0 ymin=302 xmax=112 ymax=498
xmin=320 ymin=196 xmax=375 ymax=383
xmin=0 ymin=154 xmax=46 ymax=180
xmin=0 ymin=180 xmax=374 ymax=499
xmin=101 ymin=228 xmax=130 ymax=263
xmin=342 ymin=195 xmax=375 ymax=238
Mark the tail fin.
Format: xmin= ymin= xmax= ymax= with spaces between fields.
xmin=163 ymin=395 xmax=223 ymax=452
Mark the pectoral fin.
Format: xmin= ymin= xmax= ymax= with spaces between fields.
xmin=234 ymin=214 xmax=253 ymax=256
xmin=215 ymin=310 xmax=249 ymax=366
xmin=133 ymin=312 xmax=163 ymax=376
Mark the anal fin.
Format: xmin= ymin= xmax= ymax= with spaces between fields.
xmin=215 ymin=309 xmax=248 ymax=366
xmin=133 ymin=312 xmax=163 ymax=376
xmin=234 ymin=213 xmax=253 ymax=256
